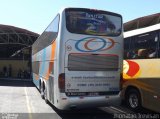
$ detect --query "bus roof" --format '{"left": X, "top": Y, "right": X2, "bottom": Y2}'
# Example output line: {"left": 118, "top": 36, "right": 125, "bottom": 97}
{"left": 124, "top": 13, "right": 160, "bottom": 32}
{"left": 124, "top": 23, "right": 160, "bottom": 38}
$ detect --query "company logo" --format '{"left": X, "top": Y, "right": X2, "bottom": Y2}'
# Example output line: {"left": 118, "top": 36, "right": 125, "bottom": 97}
{"left": 75, "top": 37, "right": 115, "bottom": 52}
{"left": 123, "top": 60, "right": 141, "bottom": 79}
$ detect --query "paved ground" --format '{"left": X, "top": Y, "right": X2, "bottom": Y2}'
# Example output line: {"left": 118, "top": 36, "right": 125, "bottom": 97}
{"left": 0, "top": 79, "right": 116, "bottom": 119}
{"left": 0, "top": 80, "right": 54, "bottom": 113}
{"left": 0, "top": 79, "right": 157, "bottom": 119}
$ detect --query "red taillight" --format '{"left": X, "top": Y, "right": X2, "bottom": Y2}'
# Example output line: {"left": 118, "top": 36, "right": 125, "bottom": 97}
{"left": 58, "top": 73, "right": 65, "bottom": 92}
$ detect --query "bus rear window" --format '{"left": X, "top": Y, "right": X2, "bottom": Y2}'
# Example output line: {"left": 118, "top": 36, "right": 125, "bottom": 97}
{"left": 68, "top": 54, "right": 119, "bottom": 71}
{"left": 65, "top": 8, "right": 122, "bottom": 36}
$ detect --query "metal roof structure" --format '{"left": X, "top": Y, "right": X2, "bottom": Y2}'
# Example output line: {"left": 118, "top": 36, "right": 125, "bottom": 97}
{"left": 124, "top": 13, "right": 160, "bottom": 32}
{"left": 0, "top": 24, "right": 39, "bottom": 46}
{"left": 0, "top": 24, "right": 39, "bottom": 59}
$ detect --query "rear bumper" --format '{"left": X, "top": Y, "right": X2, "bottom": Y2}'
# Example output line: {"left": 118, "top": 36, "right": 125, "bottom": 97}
{"left": 57, "top": 93, "right": 121, "bottom": 110}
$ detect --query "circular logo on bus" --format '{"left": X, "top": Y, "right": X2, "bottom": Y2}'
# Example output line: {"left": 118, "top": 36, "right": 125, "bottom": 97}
{"left": 123, "top": 60, "right": 141, "bottom": 79}
{"left": 75, "top": 37, "right": 115, "bottom": 52}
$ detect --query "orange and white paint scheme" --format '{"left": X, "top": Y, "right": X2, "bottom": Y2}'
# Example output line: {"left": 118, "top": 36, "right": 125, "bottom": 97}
{"left": 32, "top": 7, "right": 123, "bottom": 110}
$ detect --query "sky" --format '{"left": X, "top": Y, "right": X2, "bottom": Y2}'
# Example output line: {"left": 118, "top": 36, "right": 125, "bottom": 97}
{"left": 0, "top": 0, "right": 159, "bottom": 34}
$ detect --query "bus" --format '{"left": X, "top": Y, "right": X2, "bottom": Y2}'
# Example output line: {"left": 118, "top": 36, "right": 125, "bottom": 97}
{"left": 122, "top": 22, "right": 160, "bottom": 112}
{"left": 32, "top": 7, "right": 123, "bottom": 110}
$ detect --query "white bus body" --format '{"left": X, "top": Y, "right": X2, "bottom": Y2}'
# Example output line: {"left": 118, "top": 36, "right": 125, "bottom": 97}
{"left": 32, "top": 8, "right": 123, "bottom": 110}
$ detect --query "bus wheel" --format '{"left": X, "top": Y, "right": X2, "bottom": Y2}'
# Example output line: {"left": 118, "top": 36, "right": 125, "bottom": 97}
{"left": 40, "top": 83, "right": 44, "bottom": 99}
{"left": 44, "top": 87, "right": 49, "bottom": 104}
{"left": 126, "top": 88, "right": 141, "bottom": 111}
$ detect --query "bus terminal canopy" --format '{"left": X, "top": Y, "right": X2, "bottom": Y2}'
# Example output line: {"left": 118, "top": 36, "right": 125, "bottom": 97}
{"left": 0, "top": 24, "right": 39, "bottom": 59}
{"left": 124, "top": 13, "right": 160, "bottom": 32}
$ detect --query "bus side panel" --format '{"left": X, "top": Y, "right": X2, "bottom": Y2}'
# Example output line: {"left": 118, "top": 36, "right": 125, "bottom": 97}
{"left": 32, "top": 53, "right": 41, "bottom": 89}
{"left": 142, "top": 78, "right": 160, "bottom": 113}
{"left": 45, "top": 42, "right": 57, "bottom": 105}
{"left": 32, "top": 73, "right": 40, "bottom": 89}
{"left": 123, "top": 59, "right": 160, "bottom": 113}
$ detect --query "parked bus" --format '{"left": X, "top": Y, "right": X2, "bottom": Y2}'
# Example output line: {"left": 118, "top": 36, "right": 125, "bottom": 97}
{"left": 32, "top": 7, "right": 123, "bottom": 110}
{"left": 122, "top": 23, "right": 160, "bottom": 112}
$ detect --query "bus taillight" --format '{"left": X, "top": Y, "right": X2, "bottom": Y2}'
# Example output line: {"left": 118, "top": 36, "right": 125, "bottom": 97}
{"left": 58, "top": 73, "right": 65, "bottom": 93}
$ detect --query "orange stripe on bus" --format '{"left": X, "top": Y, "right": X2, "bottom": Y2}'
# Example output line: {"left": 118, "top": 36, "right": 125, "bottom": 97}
{"left": 51, "top": 41, "right": 56, "bottom": 60}
{"left": 35, "top": 74, "right": 39, "bottom": 80}
{"left": 45, "top": 41, "right": 56, "bottom": 80}
{"left": 45, "top": 62, "right": 54, "bottom": 80}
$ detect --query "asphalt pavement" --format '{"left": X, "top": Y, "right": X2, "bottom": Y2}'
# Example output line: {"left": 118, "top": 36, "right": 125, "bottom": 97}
{"left": 0, "top": 79, "right": 116, "bottom": 119}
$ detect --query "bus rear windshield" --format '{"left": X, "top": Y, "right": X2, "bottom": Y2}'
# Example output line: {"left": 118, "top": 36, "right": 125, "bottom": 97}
{"left": 68, "top": 54, "right": 119, "bottom": 71}
{"left": 65, "top": 8, "right": 122, "bottom": 36}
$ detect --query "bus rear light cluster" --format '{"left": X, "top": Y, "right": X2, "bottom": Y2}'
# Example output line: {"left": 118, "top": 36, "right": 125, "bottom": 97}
{"left": 58, "top": 73, "right": 65, "bottom": 93}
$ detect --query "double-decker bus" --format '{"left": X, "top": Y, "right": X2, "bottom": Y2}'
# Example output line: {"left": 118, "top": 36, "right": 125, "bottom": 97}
{"left": 122, "top": 21, "right": 160, "bottom": 112}
{"left": 32, "top": 7, "right": 123, "bottom": 110}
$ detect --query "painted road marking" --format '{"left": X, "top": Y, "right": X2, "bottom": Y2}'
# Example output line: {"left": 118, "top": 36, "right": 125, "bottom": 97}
{"left": 110, "top": 106, "right": 127, "bottom": 113}
{"left": 99, "top": 105, "right": 134, "bottom": 115}
{"left": 24, "top": 86, "right": 33, "bottom": 119}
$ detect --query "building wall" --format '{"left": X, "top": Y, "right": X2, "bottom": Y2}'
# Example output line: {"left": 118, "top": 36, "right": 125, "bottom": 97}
{"left": 0, "top": 60, "right": 30, "bottom": 78}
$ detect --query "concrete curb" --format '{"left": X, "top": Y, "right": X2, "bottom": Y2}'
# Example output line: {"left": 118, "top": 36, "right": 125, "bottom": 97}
{"left": 0, "top": 78, "right": 32, "bottom": 82}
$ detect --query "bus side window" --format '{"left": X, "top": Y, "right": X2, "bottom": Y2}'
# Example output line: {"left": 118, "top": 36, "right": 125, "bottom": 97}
{"left": 148, "top": 48, "right": 156, "bottom": 58}
{"left": 137, "top": 49, "right": 148, "bottom": 59}
{"left": 124, "top": 38, "right": 131, "bottom": 59}
{"left": 126, "top": 50, "right": 138, "bottom": 59}
{"left": 147, "top": 34, "right": 159, "bottom": 58}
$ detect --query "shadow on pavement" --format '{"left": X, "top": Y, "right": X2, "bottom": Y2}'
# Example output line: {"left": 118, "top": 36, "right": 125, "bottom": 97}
{"left": 0, "top": 79, "right": 34, "bottom": 87}
{"left": 49, "top": 103, "right": 115, "bottom": 119}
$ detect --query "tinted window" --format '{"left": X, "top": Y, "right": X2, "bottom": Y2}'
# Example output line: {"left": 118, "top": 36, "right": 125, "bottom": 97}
{"left": 124, "top": 31, "right": 159, "bottom": 59}
{"left": 66, "top": 8, "right": 122, "bottom": 36}
{"left": 32, "top": 15, "right": 59, "bottom": 55}
{"left": 124, "top": 38, "right": 131, "bottom": 59}
{"left": 68, "top": 54, "right": 119, "bottom": 71}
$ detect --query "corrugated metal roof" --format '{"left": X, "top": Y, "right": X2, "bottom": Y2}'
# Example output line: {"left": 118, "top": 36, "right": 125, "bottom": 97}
{"left": 124, "top": 13, "right": 160, "bottom": 32}
{"left": 0, "top": 24, "right": 39, "bottom": 36}
{"left": 0, "top": 24, "right": 39, "bottom": 59}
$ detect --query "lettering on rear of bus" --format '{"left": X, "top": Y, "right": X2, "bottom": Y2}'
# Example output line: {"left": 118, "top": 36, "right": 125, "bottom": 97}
{"left": 71, "top": 76, "right": 115, "bottom": 80}
{"left": 109, "top": 87, "right": 119, "bottom": 91}
{"left": 77, "top": 84, "right": 87, "bottom": 86}
{"left": 66, "top": 89, "right": 79, "bottom": 92}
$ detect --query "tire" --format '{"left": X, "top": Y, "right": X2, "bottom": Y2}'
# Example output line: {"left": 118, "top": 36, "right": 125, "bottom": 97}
{"left": 40, "top": 82, "right": 44, "bottom": 99}
{"left": 126, "top": 88, "right": 141, "bottom": 111}
{"left": 44, "top": 86, "right": 49, "bottom": 104}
